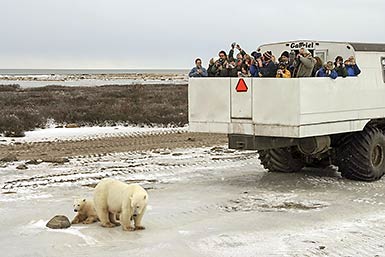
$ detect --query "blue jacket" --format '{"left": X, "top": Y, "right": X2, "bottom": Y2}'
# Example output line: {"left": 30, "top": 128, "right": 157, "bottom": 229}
{"left": 259, "top": 61, "right": 277, "bottom": 77}
{"left": 249, "top": 64, "right": 260, "bottom": 77}
{"left": 345, "top": 64, "right": 361, "bottom": 76}
{"left": 316, "top": 67, "right": 338, "bottom": 79}
{"left": 189, "top": 66, "right": 208, "bottom": 77}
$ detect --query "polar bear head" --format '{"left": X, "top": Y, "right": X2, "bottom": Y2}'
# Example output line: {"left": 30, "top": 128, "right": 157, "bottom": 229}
{"left": 130, "top": 193, "right": 148, "bottom": 217}
{"left": 73, "top": 198, "right": 86, "bottom": 212}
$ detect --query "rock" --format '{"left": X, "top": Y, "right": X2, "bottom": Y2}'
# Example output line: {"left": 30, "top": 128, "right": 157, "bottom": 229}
{"left": 187, "top": 137, "right": 196, "bottom": 142}
{"left": 16, "top": 164, "right": 28, "bottom": 170}
{"left": 172, "top": 153, "right": 183, "bottom": 156}
{"left": 25, "top": 159, "right": 42, "bottom": 165}
{"left": 211, "top": 146, "right": 224, "bottom": 152}
{"left": 319, "top": 246, "right": 326, "bottom": 250}
{"left": 1, "top": 154, "right": 18, "bottom": 162}
{"left": 65, "top": 123, "right": 80, "bottom": 128}
{"left": 42, "top": 157, "right": 69, "bottom": 164}
{"left": 46, "top": 215, "right": 71, "bottom": 229}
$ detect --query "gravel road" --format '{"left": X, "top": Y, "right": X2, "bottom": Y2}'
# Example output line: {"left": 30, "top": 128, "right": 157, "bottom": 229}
{"left": 1, "top": 131, "right": 385, "bottom": 256}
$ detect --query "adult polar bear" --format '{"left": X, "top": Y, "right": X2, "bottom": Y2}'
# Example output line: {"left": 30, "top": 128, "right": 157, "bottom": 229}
{"left": 94, "top": 178, "right": 148, "bottom": 231}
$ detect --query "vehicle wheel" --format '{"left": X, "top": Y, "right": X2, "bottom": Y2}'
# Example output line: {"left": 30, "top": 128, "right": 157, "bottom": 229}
{"left": 258, "top": 147, "right": 305, "bottom": 173}
{"left": 336, "top": 126, "right": 385, "bottom": 181}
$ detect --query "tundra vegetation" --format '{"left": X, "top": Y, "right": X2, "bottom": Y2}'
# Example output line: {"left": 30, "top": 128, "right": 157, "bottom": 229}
{"left": 0, "top": 84, "right": 188, "bottom": 137}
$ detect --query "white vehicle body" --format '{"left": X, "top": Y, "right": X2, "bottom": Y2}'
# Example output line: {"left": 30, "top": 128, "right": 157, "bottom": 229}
{"left": 189, "top": 40, "right": 385, "bottom": 140}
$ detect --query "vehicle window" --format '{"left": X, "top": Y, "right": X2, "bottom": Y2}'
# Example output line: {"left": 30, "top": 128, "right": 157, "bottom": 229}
{"left": 382, "top": 57, "right": 385, "bottom": 83}
{"left": 315, "top": 50, "right": 327, "bottom": 63}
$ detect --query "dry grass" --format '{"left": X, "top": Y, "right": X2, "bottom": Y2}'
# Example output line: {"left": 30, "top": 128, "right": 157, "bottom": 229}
{"left": 0, "top": 84, "right": 188, "bottom": 136}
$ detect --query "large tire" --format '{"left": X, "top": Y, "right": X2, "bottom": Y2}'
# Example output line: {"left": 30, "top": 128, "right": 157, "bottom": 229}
{"left": 258, "top": 147, "right": 305, "bottom": 173}
{"left": 336, "top": 126, "right": 385, "bottom": 181}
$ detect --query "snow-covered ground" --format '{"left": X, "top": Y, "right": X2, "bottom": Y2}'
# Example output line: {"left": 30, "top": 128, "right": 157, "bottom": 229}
{"left": 0, "top": 125, "right": 187, "bottom": 144}
{"left": 2, "top": 139, "right": 385, "bottom": 256}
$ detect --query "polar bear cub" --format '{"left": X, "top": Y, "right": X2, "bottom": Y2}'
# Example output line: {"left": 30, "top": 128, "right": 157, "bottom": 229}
{"left": 93, "top": 178, "right": 148, "bottom": 231}
{"left": 71, "top": 198, "right": 99, "bottom": 224}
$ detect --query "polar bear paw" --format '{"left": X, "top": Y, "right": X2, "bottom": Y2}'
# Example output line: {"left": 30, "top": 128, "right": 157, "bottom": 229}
{"left": 123, "top": 226, "right": 135, "bottom": 231}
{"left": 101, "top": 222, "right": 116, "bottom": 228}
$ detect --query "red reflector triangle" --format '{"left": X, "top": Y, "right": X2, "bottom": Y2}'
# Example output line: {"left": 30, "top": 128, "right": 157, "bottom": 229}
{"left": 236, "top": 78, "right": 248, "bottom": 92}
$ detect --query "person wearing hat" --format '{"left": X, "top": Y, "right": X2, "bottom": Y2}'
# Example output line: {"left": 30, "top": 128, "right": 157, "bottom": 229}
{"left": 276, "top": 62, "right": 291, "bottom": 78}
{"left": 294, "top": 47, "right": 316, "bottom": 77}
{"left": 250, "top": 52, "right": 262, "bottom": 77}
{"left": 278, "top": 51, "right": 290, "bottom": 64}
{"left": 259, "top": 51, "right": 277, "bottom": 77}
{"left": 315, "top": 61, "right": 338, "bottom": 79}
{"left": 334, "top": 56, "right": 348, "bottom": 77}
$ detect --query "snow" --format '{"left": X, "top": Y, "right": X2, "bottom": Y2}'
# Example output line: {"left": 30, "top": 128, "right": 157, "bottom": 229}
{"left": 25, "top": 220, "right": 98, "bottom": 245}
{"left": 0, "top": 125, "right": 187, "bottom": 144}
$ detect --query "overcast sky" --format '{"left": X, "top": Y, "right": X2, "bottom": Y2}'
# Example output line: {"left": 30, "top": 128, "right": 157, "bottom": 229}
{"left": 1, "top": 0, "right": 385, "bottom": 69}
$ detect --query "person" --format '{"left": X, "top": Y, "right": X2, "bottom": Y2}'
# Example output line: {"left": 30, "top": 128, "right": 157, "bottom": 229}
{"left": 250, "top": 52, "right": 262, "bottom": 77}
{"left": 227, "top": 43, "right": 247, "bottom": 77}
{"left": 294, "top": 48, "right": 316, "bottom": 77}
{"left": 334, "top": 56, "right": 348, "bottom": 77}
{"left": 229, "top": 43, "right": 246, "bottom": 64}
{"left": 316, "top": 61, "right": 338, "bottom": 79}
{"left": 211, "top": 50, "right": 229, "bottom": 77}
{"left": 278, "top": 51, "right": 290, "bottom": 66}
{"left": 238, "top": 64, "right": 250, "bottom": 77}
{"left": 227, "top": 60, "right": 238, "bottom": 77}
{"left": 207, "top": 58, "right": 216, "bottom": 77}
{"left": 288, "top": 50, "right": 296, "bottom": 75}
{"left": 276, "top": 62, "right": 291, "bottom": 78}
{"left": 188, "top": 58, "right": 208, "bottom": 77}
{"left": 259, "top": 51, "right": 277, "bottom": 77}
{"left": 312, "top": 56, "right": 323, "bottom": 77}
{"left": 345, "top": 56, "right": 361, "bottom": 76}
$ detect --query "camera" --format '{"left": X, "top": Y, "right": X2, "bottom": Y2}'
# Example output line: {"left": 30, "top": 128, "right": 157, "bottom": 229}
{"left": 217, "top": 58, "right": 225, "bottom": 66}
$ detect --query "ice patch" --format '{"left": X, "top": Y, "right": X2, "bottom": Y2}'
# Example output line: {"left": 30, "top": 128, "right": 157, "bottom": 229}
{"left": 194, "top": 232, "right": 291, "bottom": 257}
{"left": 0, "top": 191, "right": 53, "bottom": 202}
{"left": 178, "top": 230, "right": 192, "bottom": 235}
{"left": 25, "top": 220, "right": 98, "bottom": 246}
{"left": 220, "top": 192, "right": 329, "bottom": 213}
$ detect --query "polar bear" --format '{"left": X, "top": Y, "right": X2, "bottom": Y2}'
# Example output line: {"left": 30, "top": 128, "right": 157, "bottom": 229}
{"left": 71, "top": 198, "right": 99, "bottom": 224}
{"left": 93, "top": 178, "right": 148, "bottom": 231}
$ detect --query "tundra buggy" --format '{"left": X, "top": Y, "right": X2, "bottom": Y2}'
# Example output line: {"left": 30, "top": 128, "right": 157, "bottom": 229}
{"left": 189, "top": 40, "right": 385, "bottom": 181}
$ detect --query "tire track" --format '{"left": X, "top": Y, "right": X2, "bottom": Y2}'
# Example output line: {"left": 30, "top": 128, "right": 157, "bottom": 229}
{"left": 1, "top": 149, "right": 258, "bottom": 190}
{"left": 0, "top": 131, "right": 227, "bottom": 161}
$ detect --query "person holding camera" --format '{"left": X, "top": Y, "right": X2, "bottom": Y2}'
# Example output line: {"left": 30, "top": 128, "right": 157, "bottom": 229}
{"left": 293, "top": 48, "right": 316, "bottom": 78}
{"left": 315, "top": 61, "right": 338, "bottom": 79}
{"left": 344, "top": 56, "right": 361, "bottom": 76}
{"left": 189, "top": 58, "right": 208, "bottom": 77}
{"left": 258, "top": 51, "right": 277, "bottom": 78}
{"left": 229, "top": 43, "right": 246, "bottom": 63}
{"left": 227, "top": 43, "right": 247, "bottom": 77}
{"left": 249, "top": 52, "right": 262, "bottom": 77}
{"left": 276, "top": 62, "right": 291, "bottom": 78}
{"left": 211, "top": 50, "right": 229, "bottom": 77}
{"left": 334, "top": 56, "right": 348, "bottom": 77}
